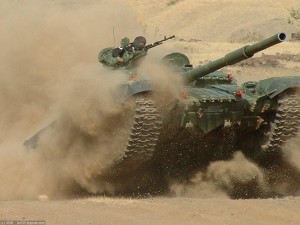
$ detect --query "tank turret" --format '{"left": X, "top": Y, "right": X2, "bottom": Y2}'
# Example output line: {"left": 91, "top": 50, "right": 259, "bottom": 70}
{"left": 183, "top": 33, "right": 286, "bottom": 83}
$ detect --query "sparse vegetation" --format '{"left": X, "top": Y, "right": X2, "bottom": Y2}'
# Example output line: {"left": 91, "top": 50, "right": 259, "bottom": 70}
{"left": 167, "top": 0, "right": 184, "bottom": 6}
{"left": 288, "top": 8, "right": 300, "bottom": 28}
{"left": 288, "top": 8, "right": 300, "bottom": 40}
{"left": 288, "top": 8, "right": 300, "bottom": 36}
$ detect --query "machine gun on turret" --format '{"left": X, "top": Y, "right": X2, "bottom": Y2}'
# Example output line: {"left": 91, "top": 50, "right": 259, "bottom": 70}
{"left": 144, "top": 35, "right": 176, "bottom": 51}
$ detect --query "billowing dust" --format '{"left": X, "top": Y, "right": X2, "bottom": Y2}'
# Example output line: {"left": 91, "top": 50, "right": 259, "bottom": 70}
{"left": 170, "top": 152, "right": 267, "bottom": 199}
{"left": 0, "top": 0, "right": 182, "bottom": 200}
{"left": 284, "top": 130, "right": 300, "bottom": 172}
{"left": 171, "top": 147, "right": 300, "bottom": 199}
{"left": 0, "top": 0, "right": 300, "bottom": 200}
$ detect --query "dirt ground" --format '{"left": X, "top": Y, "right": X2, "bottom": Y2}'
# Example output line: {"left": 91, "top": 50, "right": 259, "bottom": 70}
{"left": 0, "top": 0, "right": 300, "bottom": 224}
{"left": 1, "top": 197, "right": 300, "bottom": 225}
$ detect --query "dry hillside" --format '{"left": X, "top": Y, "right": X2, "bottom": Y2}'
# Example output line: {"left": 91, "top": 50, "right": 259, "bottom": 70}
{"left": 124, "top": 0, "right": 299, "bottom": 41}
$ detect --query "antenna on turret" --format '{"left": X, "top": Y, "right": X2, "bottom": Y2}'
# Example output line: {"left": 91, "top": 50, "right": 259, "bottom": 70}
{"left": 113, "top": 26, "right": 116, "bottom": 47}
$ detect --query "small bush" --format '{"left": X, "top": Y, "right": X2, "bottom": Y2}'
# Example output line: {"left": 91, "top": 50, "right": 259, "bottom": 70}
{"left": 288, "top": 8, "right": 300, "bottom": 32}
{"left": 167, "top": 0, "right": 184, "bottom": 6}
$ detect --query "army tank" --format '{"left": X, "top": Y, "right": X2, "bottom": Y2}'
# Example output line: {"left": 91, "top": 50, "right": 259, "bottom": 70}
{"left": 24, "top": 32, "right": 300, "bottom": 196}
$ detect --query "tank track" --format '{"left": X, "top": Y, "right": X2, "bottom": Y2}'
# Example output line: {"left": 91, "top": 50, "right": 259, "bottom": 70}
{"left": 262, "top": 93, "right": 300, "bottom": 151}
{"left": 109, "top": 96, "right": 162, "bottom": 174}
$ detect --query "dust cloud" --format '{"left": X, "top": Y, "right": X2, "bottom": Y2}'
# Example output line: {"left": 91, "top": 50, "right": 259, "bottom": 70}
{"left": 171, "top": 144, "right": 300, "bottom": 199}
{"left": 137, "top": 56, "right": 184, "bottom": 105}
{"left": 0, "top": 0, "right": 184, "bottom": 200}
{"left": 170, "top": 152, "right": 268, "bottom": 199}
{"left": 280, "top": 93, "right": 300, "bottom": 196}
{"left": 284, "top": 131, "right": 300, "bottom": 172}
{"left": 0, "top": 0, "right": 141, "bottom": 142}
{"left": 0, "top": 0, "right": 147, "bottom": 200}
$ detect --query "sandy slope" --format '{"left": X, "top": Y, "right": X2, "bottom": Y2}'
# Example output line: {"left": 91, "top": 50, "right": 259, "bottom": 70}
{"left": 0, "top": 0, "right": 300, "bottom": 224}
{"left": 124, "top": 0, "right": 300, "bottom": 41}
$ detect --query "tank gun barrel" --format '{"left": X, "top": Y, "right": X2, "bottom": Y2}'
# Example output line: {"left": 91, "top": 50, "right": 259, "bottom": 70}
{"left": 183, "top": 33, "right": 286, "bottom": 83}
